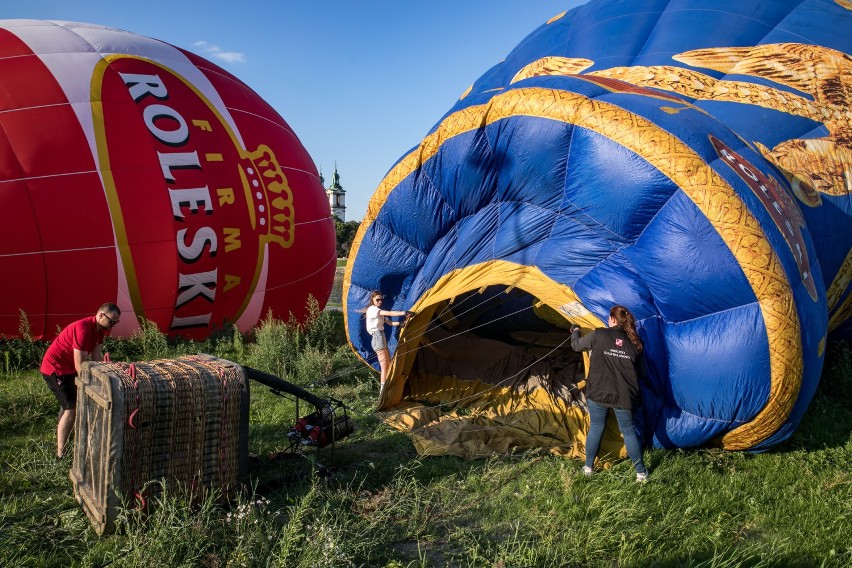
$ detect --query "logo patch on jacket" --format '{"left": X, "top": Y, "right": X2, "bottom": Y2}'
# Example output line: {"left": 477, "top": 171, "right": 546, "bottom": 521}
{"left": 615, "top": 338, "right": 623, "bottom": 346}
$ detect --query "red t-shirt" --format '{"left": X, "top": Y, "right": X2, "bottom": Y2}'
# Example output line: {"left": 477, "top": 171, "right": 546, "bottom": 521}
{"left": 40, "top": 316, "right": 107, "bottom": 376}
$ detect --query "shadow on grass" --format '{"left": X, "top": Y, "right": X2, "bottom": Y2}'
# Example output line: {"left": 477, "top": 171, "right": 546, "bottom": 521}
{"left": 246, "top": 416, "right": 490, "bottom": 498}
{"left": 777, "top": 340, "right": 852, "bottom": 453}
{"left": 652, "top": 548, "right": 842, "bottom": 568}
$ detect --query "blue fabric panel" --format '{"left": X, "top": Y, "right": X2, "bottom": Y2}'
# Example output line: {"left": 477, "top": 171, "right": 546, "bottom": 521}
{"left": 555, "top": 0, "right": 669, "bottom": 71}
{"left": 351, "top": 221, "right": 427, "bottom": 297}
{"left": 652, "top": 406, "right": 733, "bottom": 448}
{"left": 452, "top": 204, "right": 500, "bottom": 267}
{"left": 633, "top": 1, "right": 797, "bottom": 67}
{"left": 573, "top": 252, "right": 653, "bottom": 321}
{"left": 769, "top": 0, "right": 852, "bottom": 50}
{"left": 485, "top": 116, "right": 573, "bottom": 211}
{"left": 494, "top": 202, "right": 556, "bottom": 265}
{"left": 663, "top": 302, "right": 769, "bottom": 423}
{"left": 420, "top": 129, "right": 498, "bottom": 221}
{"left": 562, "top": 128, "right": 672, "bottom": 242}
{"left": 377, "top": 171, "right": 456, "bottom": 254}
{"left": 636, "top": 315, "right": 668, "bottom": 395}
{"left": 627, "top": 191, "right": 755, "bottom": 322}
{"left": 404, "top": 226, "right": 464, "bottom": 306}
{"left": 535, "top": 214, "right": 621, "bottom": 284}
{"left": 503, "top": 14, "right": 572, "bottom": 80}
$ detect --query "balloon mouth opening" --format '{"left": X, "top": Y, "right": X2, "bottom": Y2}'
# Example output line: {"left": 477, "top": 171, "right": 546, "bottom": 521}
{"left": 389, "top": 284, "right": 588, "bottom": 408}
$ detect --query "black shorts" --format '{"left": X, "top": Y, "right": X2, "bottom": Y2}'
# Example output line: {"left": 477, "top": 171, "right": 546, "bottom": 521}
{"left": 42, "top": 372, "right": 78, "bottom": 410}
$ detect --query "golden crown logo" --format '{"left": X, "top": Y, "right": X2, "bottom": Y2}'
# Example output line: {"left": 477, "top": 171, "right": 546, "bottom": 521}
{"left": 239, "top": 144, "right": 295, "bottom": 249}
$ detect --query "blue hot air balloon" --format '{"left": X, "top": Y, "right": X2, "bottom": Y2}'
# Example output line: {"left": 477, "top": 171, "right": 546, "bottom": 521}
{"left": 344, "top": 0, "right": 851, "bottom": 460}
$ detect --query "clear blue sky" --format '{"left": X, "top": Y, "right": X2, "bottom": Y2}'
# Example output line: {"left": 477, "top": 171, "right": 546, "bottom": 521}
{"left": 7, "top": 0, "right": 588, "bottom": 221}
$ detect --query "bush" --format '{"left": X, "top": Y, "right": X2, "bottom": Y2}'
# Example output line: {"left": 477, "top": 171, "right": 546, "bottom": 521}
{"left": 246, "top": 297, "right": 349, "bottom": 382}
{"left": 0, "top": 338, "right": 46, "bottom": 375}
{"left": 2, "top": 300, "right": 352, "bottom": 382}
{"left": 0, "top": 312, "right": 47, "bottom": 374}
{"left": 247, "top": 311, "right": 304, "bottom": 379}
{"left": 103, "top": 318, "right": 169, "bottom": 362}
{"left": 303, "top": 297, "right": 347, "bottom": 352}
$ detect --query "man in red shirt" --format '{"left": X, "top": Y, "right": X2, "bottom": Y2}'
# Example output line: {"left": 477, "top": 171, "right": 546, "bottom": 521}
{"left": 40, "top": 302, "right": 121, "bottom": 460}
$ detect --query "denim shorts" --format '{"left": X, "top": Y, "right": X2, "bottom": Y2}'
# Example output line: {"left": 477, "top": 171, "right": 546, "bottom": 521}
{"left": 370, "top": 330, "right": 388, "bottom": 352}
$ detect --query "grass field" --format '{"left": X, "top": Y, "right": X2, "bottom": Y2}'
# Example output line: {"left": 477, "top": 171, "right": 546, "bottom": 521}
{"left": 1, "top": 310, "right": 850, "bottom": 567}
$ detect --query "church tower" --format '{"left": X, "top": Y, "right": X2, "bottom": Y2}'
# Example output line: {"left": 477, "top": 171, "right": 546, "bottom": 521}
{"left": 325, "top": 164, "right": 346, "bottom": 221}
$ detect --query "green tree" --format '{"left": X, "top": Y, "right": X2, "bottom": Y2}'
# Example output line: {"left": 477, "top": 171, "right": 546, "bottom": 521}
{"left": 334, "top": 217, "right": 361, "bottom": 258}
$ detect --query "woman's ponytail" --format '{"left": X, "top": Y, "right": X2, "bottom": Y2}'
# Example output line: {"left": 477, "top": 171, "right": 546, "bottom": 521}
{"left": 610, "top": 305, "right": 643, "bottom": 352}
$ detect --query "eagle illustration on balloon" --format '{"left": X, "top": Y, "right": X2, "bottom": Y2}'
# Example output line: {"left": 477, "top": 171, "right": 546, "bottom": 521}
{"left": 0, "top": 20, "right": 336, "bottom": 340}
{"left": 344, "top": 0, "right": 852, "bottom": 458}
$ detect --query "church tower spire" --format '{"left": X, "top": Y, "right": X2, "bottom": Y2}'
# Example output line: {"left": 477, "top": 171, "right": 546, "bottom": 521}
{"left": 325, "top": 163, "right": 346, "bottom": 221}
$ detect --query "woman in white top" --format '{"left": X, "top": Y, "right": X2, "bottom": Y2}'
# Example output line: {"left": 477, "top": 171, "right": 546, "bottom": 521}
{"left": 363, "top": 290, "right": 408, "bottom": 391}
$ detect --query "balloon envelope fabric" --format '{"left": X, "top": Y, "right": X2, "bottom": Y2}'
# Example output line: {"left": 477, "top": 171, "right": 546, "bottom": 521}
{"left": 345, "top": 0, "right": 851, "bottom": 458}
{"left": 0, "top": 20, "right": 335, "bottom": 340}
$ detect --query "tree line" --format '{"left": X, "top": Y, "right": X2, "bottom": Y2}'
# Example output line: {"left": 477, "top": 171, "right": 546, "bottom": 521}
{"left": 334, "top": 217, "right": 360, "bottom": 259}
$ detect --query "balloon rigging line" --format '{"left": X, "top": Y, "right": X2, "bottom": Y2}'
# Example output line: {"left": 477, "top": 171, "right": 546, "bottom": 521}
{"left": 410, "top": 347, "right": 582, "bottom": 441}
{"left": 304, "top": 351, "right": 379, "bottom": 387}
{"left": 271, "top": 302, "right": 583, "bottom": 446}
{"left": 419, "top": 288, "right": 506, "bottom": 334}
{"left": 392, "top": 300, "right": 538, "bottom": 363}
{"left": 283, "top": 292, "right": 569, "bottom": 412}
{"left": 293, "top": 216, "right": 335, "bottom": 227}
{"left": 416, "top": 332, "right": 575, "bottom": 414}
{"left": 350, "top": 275, "right": 485, "bottom": 326}
{"left": 0, "top": 244, "right": 115, "bottom": 258}
{"left": 310, "top": 299, "right": 539, "bottom": 388}
{"left": 0, "top": 102, "right": 73, "bottom": 116}
{"left": 346, "top": 284, "right": 487, "bottom": 361}
{"left": 364, "top": 301, "right": 583, "bottom": 431}
{"left": 327, "top": 292, "right": 565, "bottom": 388}
{"left": 263, "top": 252, "right": 338, "bottom": 291}
{"left": 364, "top": 332, "right": 581, "bottom": 439}
{"left": 382, "top": 286, "right": 519, "bottom": 349}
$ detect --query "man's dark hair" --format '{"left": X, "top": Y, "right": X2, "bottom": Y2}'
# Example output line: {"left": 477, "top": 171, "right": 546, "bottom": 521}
{"left": 99, "top": 302, "right": 121, "bottom": 316}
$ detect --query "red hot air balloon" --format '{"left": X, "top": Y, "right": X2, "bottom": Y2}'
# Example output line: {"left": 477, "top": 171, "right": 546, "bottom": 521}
{"left": 0, "top": 20, "right": 335, "bottom": 340}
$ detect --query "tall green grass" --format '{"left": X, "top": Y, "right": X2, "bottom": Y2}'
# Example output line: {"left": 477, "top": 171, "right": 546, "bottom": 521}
{"left": 1, "top": 310, "right": 849, "bottom": 567}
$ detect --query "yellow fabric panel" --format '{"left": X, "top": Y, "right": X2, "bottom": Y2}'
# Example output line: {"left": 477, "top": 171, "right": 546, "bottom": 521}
{"left": 533, "top": 302, "right": 574, "bottom": 330}
{"left": 827, "top": 245, "right": 852, "bottom": 330}
{"left": 380, "top": 371, "right": 626, "bottom": 462}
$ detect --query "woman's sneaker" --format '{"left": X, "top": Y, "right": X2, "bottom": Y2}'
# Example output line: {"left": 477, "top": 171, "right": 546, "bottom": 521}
{"left": 636, "top": 472, "right": 649, "bottom": 483}
{"left": 581, "top": 466, "right": 593, "bottom": 476}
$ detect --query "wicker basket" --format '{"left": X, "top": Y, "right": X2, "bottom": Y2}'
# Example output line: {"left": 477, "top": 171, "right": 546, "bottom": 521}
{"left": 70, "top": 354, "right": 249, "bottom": 535}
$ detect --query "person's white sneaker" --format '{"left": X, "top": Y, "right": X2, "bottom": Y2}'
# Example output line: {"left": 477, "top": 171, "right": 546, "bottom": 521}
{"left": 581, "top": 465, "right": 593, "bottom": 476}
{"left": 636, "top": 472, "right": 649, "bottom": 483}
